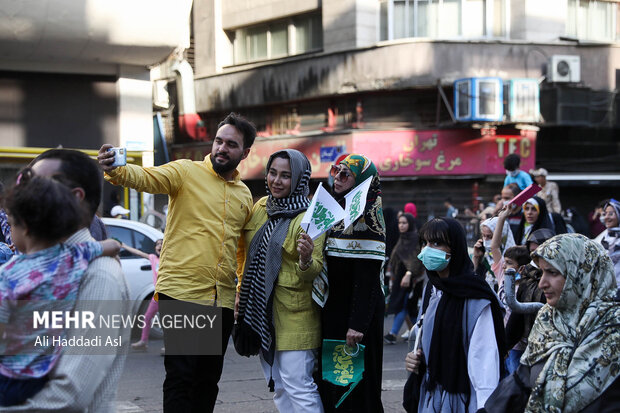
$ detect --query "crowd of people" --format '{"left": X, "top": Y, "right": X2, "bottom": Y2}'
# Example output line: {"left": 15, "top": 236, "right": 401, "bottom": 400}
{"left": 400, "top": 154, "right": 620, "bottom": 413}
{"left": 0, "top": 114, "right": 618, "bottom": 413}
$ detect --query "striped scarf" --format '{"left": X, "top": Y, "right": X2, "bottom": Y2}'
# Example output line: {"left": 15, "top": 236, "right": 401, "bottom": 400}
{"left": 238, "top": 149, "right": 311, "bottom": 365}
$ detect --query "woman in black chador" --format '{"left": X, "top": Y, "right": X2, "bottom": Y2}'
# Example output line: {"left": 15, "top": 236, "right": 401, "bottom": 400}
{"left": 319, "top": 154, "right": 386, "bottom": 413}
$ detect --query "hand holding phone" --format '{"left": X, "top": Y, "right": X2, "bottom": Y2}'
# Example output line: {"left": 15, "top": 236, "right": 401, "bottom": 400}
{"left": 98, "top": 144, "right": 126, "bottom": 171}
{"left": 107, "top": 147, "right": 127, "bottom": 167}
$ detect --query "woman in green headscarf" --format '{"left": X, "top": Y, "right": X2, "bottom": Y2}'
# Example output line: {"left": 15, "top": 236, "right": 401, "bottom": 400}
{"left": 484, "top": 233, "right": 620, "bottom": 413}
{"left": 319, "top": 154, "right": 386, "bottom": 413}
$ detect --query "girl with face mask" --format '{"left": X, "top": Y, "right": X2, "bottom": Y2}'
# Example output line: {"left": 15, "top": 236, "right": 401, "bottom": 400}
{"left": 405, "top": 218, "right": 507, "bottom": 413}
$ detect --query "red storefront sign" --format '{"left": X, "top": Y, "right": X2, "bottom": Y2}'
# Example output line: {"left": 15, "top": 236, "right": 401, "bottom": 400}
{"left": 354, "top": 129, "right": 536, "bottom": 177}
{"left": 173, "top": 128, "right": 536, "bottom": 180}
{"left": 236, "top": 135, "right": 352, "bottom": 180}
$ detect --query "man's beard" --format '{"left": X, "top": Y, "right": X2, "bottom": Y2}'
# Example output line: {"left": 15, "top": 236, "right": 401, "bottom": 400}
{"left": 212, "top": 152, "right": 242, "bottom": 175}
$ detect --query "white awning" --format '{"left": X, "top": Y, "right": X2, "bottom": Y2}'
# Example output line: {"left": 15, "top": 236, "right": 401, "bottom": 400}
{"left": 547, "top": 174, "right": 620, "bottom": 181}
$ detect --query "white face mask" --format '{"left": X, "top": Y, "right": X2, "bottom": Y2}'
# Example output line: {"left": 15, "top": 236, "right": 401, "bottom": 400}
{"left": 483, "top": 240, "right": 492, "bottom": 250}
{"left": 600, "top": 216, "right": 606, "bottom": 225}
{"left": 506, "top": 169, "right": 519, "bottom": 177}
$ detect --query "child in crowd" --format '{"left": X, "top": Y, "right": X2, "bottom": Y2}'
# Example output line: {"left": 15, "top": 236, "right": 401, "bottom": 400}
{"left": 0, "top": 172, "right": 120, "bottom": 406}
{"left": 503, "top": 154, "right": 533, "bottom": 191}
{"left": 120, "top": 238, "right": 163, "bottom": 351}
{"left": 485, "top": 205, "right": 531, "bottom": 374}
{"left": 473, "top": 212, "right": 516, "bottom": 292}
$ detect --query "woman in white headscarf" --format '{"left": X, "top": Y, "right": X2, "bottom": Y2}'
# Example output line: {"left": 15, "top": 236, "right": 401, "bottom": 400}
{"left": 483, "top": 233, "right": 620, "bottom": 412}
{"left": 473, "top": 212, "right": 516, "bottom": 291}
{"left": 595, "top": 198, "right": 620, "bottom": 291}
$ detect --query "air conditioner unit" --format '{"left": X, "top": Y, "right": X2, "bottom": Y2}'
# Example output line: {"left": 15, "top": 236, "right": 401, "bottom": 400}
{"left": 508, "top": 79, "right": 540, "bottom": 122}
{"left": 549, "top": 55, "right": 580, "bottom": 83}
{"left": 454, "top": 77, "right": 503, "bottom": 122}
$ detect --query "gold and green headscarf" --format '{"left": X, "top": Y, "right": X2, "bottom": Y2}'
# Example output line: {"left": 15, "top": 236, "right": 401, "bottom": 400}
{"left": 339, "top": 154, "right": 378, "bottom": 187}
{"left": 522, "top": 233, "right": 620, "bottom": 412}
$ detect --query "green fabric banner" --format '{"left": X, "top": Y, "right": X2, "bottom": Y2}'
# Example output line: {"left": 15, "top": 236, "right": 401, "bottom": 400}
{"left": 321, "top": 339, "right": 365, "bottom": 408}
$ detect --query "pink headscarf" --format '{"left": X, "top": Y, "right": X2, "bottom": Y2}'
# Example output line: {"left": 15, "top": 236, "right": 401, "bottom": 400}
{"left": 404, "top": 202, "right": 417, "bottom": 218}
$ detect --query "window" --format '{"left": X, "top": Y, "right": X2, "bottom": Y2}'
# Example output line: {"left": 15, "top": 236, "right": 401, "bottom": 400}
{"left": 232, "top": 13, "right": 322, "bottom": 64}
{"left": 237, "top": 26, "right": 268, "bottom": 62}
{"left": 478, "top": 79, "right": 501, "bottom": 119}
{"left": 456, "top": 80, "right": 471, "bottom": 119}
{"left": 134, "top": 232, "right": 156, "bottom": 256}
{"left": 379, "top": 0, "right": 507, "bottom": 41}
{"left": 294, "top": 14, "right": 322, "bottom": 54}
{"left": 567, "top": 0, "right": 617, "bottom": 42}
{"left": 270, "top": 22, "right": 288, "bottom": 58}
{"left": 106, "top": 225, "right": 155, "bottom": 258}
{"left": 106, "top": 226, "right": 135, "bottom": 258}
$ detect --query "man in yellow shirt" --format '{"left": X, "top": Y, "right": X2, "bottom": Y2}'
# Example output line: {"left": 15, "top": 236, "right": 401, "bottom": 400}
{"left": 98, "top": 113, "right": 255, "bottom": 412}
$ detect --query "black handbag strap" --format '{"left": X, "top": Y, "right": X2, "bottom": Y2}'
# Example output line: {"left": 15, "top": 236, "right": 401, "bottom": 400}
{"left": 421, "top": 280, "right": 432, "bottom": 317}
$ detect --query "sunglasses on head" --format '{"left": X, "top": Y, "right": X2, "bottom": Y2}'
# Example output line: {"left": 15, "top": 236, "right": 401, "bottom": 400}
{"left": 329, "top": 164, "right": 353, "bottom": 180}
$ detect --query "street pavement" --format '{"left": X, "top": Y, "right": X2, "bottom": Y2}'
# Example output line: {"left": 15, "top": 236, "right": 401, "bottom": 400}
{"left": 115, "top": 315, "right": 409, "bottom": 413}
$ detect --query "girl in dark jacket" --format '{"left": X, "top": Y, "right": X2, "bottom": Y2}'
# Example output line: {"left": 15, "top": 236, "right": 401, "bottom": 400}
{"left": 384, "top": 213, "right": 425, "bottom": 343}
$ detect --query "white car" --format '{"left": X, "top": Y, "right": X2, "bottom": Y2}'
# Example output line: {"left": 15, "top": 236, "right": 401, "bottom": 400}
{"left": 102, "top": 217, "right": 164, "bottom": 338}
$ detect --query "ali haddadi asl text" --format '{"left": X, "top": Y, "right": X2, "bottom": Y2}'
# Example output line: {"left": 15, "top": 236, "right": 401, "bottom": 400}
{"left": 34, "top": 335, "right": 121, "bottom": 347}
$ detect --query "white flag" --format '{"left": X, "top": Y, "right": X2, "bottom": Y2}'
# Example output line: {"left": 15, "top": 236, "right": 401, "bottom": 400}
{"left": 300, "top": 183, "right": 345, "bottom": 240}
{"left": 343, "top": 176, "right": 372, "bottom": 230}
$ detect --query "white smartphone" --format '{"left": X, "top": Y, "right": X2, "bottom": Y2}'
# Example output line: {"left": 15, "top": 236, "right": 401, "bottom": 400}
{"left": 107, "top": 147, "right": 127, "bottom": 167}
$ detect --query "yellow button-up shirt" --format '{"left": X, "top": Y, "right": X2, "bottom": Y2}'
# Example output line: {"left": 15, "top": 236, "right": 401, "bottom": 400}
{"left": 105, "top": 155, "right": 252, "bottom": 309}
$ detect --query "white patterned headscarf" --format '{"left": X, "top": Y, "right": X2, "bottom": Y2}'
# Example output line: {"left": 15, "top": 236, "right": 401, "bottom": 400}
{"left": 522, "top": 233, "right": 620, "bottom": 412}
{"left": 481, "top": 217, "right": 516, "bottom": 264}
